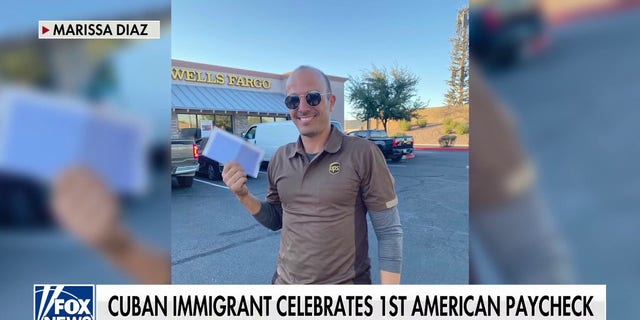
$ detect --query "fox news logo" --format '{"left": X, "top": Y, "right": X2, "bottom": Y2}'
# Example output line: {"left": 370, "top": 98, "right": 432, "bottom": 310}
{"left": 34, "top": 285, "right": 94, "bottom": 320}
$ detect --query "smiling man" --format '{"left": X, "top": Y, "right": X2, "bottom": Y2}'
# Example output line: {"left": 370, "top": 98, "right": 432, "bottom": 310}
{"left": 222, "top": 66, "right": 403, "bottom": 284}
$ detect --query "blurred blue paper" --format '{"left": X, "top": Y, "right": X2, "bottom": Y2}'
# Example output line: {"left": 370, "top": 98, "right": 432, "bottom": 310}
{"left": 0, "top": 87, "right": 148, "bottom": 194}
{"left": 202, "top": 127, "right": 264, "bottom": 178}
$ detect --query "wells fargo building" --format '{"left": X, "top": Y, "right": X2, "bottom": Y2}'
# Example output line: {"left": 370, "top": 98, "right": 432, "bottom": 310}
{"left": 171, "top": 59, "right": 347, "bottom": 138}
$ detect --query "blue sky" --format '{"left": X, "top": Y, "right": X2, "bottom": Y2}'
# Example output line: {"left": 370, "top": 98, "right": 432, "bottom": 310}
{"left": 172, "top": 0, "right": 468, "bottom": 119}
{"left": 0, "top": 0, "right": 466, "bottom": 120}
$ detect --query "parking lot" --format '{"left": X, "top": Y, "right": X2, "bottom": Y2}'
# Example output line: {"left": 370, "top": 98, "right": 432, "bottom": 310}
{"left": 171, "top": 150, "right": 468, "bottom": 284}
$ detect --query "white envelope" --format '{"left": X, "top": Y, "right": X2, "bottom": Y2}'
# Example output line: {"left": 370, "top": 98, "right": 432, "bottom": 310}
{"left": 202, "top": 127, "right": 264, "bottom": 178}
{"left": 0, "top": 87, "right": 149, "bottom": 194}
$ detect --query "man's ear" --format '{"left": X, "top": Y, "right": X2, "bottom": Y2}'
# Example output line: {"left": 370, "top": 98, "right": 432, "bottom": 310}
{"left": 329, "top": 94, "right": 336, "bottom": 112}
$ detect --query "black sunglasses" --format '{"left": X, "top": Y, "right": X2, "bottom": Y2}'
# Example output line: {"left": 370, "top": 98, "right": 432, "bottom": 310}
{"left": 284, "top": 91, "right": 331, "bottom": 110}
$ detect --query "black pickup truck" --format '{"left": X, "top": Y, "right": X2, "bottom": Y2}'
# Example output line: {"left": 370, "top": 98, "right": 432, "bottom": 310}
{"left": 347, "top": 130, "right": 414, "bottom": 162}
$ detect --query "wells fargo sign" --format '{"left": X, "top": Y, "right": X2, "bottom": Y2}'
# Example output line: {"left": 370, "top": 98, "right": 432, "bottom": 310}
{"left": 171, "top": 68, "right": 272, "bottom": 89}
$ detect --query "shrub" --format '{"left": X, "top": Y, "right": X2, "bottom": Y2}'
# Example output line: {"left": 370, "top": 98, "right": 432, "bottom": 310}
{"left": 398, "top": 120, "right": 412, "bottom": 131}
{"left": 454, "top": 122, "right": 469, "bottom": 135}
{"left": 443, "top": 118, "right": 454, "bottom": 126}
{"left": 392, "top": 132, "right": 406, "bottom": 137}
{"left": 443, "top": 118, "right": 455, "bottom": 134}
{"left": 438, "top": 135, "right": 457, "bottom": 147}
{"left": 416, "top": 119, "right": 427, "bottom": 128}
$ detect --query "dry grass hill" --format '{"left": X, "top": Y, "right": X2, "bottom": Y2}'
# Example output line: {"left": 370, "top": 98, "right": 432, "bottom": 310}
{"left": 345, "top": 105, "right": 469, "bottom": 146}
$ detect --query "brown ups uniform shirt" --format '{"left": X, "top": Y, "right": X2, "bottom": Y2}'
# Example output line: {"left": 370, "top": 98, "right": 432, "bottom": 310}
{"left": 266, "top": 126, "right": 398, "bottom": 284}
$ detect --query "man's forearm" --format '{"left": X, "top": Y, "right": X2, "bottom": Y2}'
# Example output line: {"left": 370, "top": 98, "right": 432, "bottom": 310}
{"left": 232, "top": 183, "right": 283, "bottom": 231}
{"left": 100, "top": 227, "right": 170, "bottom": 284}
{"left": 235, "top": 192, "right": 262, "bottom": 215}
{"left": 381, "top": 270, "right": 401, "bottom": 284}
{"left": 369, "top": 206, "right": 403, "bottom": 283}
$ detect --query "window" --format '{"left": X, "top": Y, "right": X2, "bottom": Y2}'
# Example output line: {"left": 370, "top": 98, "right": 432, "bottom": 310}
{"left": 370, "top": 130, "right": 387, "bottom": 138}
{"left": 197, "top": 114, "right": 214, "bottom": 129}
{"left": 245, "top": 126, "right": 257, "bottom": 140}
{"left": 177, "top": 113, "right": 233, "bottom": 131}
{"left": 247, "top": 116, "right": 287, "bottom": 125}
{"left": 248, "top": 116, "right": 261, "bottom": 126}
{"left": 177, "top": 114, "right": 196, "bottom": 131}
{"left": 215, "top": 115, "right": 233, "bottom": 133}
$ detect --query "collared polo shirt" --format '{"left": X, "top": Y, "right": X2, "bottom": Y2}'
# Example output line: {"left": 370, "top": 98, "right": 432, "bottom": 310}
{"left": 266, "top": 126, "right": 398, "bottom": 284}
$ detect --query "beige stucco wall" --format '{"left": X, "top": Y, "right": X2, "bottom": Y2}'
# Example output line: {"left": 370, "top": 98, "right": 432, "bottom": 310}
{"left": 171, "top": 59, "right": 346, "bottom": 126}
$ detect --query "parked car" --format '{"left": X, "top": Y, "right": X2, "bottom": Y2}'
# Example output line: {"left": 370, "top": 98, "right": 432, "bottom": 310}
{"left": 195, "top": 137, "right": 224, "bottom": 180}
{"left": 347, "top": 130, "right": 414, "bottom": 162}
{"left": 171, "top": 139, "right": 199, "bottom": 187}
{"left": 470, "top": 0, "right": 549, "bottom": 67}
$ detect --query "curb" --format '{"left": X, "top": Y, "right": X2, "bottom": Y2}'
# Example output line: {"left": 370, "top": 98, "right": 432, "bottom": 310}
{"left": 414, "top": 146, "right": 469, "bottom": 151}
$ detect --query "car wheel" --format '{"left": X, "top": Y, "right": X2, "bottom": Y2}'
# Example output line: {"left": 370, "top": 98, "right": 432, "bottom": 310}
{"left": 177, "top": 176, "right": 193, "bottom": 187}
{"left": 207, "top": 162, "right": 222, "bottom": 180}
{"left": 391, "top": 155, "right": 402, "bottom": 162}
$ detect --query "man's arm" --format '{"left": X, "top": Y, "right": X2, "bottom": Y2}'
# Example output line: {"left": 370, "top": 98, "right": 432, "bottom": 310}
{"left": 98, "top": 227, "right": 171, "bottom": 284}
{"left": 369, "top": 206, "right": 403, "bottom": 284}
{"left": 222, "top": 162, "right": 261, "bottom": 213}
{"left": 381, "top": 270, "right": 401, "bottom": 284}
{"left": 222, "top": 162, "right": 282, "bottom": 230}
{"left": 52, "top": 167, "right": 170, "bottom": 284}
{"left": 253, "top": 201, "right": 283, "bottom": 231}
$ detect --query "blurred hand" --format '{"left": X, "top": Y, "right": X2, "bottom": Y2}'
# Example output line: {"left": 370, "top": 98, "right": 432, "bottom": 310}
{"left": 222, "top": 162, "right": 249, "bottom": 197}
{"left": 51, "top": 166, "right": 170, "bottom": 284}
{"left": 51, "top": 167, "right": 122, "bottom": 250}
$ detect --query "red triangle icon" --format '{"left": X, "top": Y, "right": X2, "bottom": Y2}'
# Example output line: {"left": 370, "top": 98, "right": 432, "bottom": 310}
{"left": 42, "top": 26, "right": 49, "bottom": 34}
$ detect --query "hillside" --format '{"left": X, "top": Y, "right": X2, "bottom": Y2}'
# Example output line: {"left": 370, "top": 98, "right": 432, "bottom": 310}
{"left": 403, "top": 123, "right": 469, "bottom": 146}
{"left": 345, "top": 105, "right": 469, "bottom": 146}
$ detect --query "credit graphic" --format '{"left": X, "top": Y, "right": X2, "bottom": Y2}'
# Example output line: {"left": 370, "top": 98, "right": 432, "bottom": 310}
{"left": 38, "top": 21, "right": 160, "bottom": 39}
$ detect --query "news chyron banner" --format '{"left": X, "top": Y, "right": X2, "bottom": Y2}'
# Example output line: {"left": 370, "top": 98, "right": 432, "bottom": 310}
{"left": 38, "top": 21, "right": 160, "bottom": 39}
{"left": 34, "top": 284, "right": 605, "bottom": 319}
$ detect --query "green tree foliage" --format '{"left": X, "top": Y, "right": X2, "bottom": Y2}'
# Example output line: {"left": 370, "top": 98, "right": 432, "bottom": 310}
{"left": 444, "top": 6, "right": 469, "bottom": 107}
{"left": 347, "top": 66, "right": 423, "bottom": 132}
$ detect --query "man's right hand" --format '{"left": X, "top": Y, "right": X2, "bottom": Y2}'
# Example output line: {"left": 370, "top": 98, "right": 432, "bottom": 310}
{"left": 222, "top": 162, "right": 249, "bottom": 197}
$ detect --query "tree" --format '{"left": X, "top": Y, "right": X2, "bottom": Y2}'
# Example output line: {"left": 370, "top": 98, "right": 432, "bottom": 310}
{"left": 444, "top": 6, "right": 469, "bottom": 107}
{"left": 347, "top": 66, "right": 423, "bottom": 133}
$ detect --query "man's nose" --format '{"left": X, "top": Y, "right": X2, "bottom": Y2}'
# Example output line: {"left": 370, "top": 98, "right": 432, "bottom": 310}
{"left": 297, "top": 96, "right": 314, "bottom": 111}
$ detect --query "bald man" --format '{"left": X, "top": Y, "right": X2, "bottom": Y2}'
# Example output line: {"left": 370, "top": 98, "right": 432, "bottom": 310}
{"left": 222, "top": 66, "right": 403, "bottom": 284}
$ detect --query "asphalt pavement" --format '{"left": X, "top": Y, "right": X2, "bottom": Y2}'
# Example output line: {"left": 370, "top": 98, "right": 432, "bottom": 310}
{"left": 171, "top": 150, "right": 469, "bottom": 284}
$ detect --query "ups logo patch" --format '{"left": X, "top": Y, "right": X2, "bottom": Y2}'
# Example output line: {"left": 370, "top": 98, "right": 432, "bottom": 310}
{"left": 329, "top": 161, "right": 341, "bottom": 175}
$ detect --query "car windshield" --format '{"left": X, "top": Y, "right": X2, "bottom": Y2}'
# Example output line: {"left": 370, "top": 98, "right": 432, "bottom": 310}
{"left": 369, "top": 130, "right": 388, "bottom": 138}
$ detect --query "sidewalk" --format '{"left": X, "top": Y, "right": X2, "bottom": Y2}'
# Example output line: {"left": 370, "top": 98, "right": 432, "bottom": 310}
{"left": 414, "top": 144, "right": 469, "bottom": 151}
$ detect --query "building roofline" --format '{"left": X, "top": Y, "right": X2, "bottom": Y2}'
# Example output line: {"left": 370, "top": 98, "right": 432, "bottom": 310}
{"left": 172, "top": 59, "right": 348, "bottom": 83}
